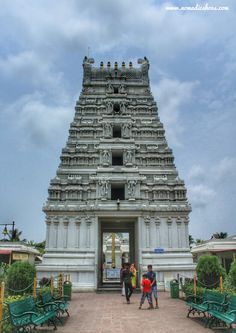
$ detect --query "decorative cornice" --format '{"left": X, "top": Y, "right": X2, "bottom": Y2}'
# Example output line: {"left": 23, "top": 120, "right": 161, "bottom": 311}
{"left": 82, "top": 57, "right": 150, "bottom": 84}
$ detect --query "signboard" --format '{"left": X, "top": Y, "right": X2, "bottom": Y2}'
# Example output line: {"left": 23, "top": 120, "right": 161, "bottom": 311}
{"left": 154, "top": 248, "right": 165, "bottom": 254}
{"left": 12, "top": 252, "right": 29, "bottom": 261}
{"left": 106, "top": 268, "right": 120, "bottom": 279}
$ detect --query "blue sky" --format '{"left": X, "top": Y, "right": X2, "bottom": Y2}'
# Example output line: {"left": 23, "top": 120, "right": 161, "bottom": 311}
{"left": 0, "top": 0, "right": 235, "bottom": 242}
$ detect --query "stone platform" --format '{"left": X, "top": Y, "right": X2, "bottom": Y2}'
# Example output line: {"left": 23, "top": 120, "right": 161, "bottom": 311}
{"left": 40, "top": 292, "right": 231, "bottom": 333}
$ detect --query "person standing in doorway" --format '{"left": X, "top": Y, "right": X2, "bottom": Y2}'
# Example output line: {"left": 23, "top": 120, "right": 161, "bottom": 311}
{"left": 121, "top": 263, "right": 133, "bottom": 304}
{"left": 147, "top": 264, "right": 159, "bottom": 308}
{"left": 130, "top": 263, "right": 137, "bottom": 289}
{"left": 120, "top": 263, "right": 125, "bottom": 296}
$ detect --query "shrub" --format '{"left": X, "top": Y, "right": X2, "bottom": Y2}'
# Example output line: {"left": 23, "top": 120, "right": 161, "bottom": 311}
{"left": 196, "top": 255, "right": 226, "bottom": 289}
{"left": 0, "top": 262, "right": 9, "bottom": 283}
{"left": 6, "top": 261, "right": 36, "bottom": 295}
{"left": 225, "top": 260, "right": 236, "bottom": 292}
{"left": 181, "top": 280, "right": 206, "bottom": 297}
{"left": 228, "top": 260, "right": 236, "bottom": 286}
{"left": 2, "top": 295, "right": 26, "bottom": 333}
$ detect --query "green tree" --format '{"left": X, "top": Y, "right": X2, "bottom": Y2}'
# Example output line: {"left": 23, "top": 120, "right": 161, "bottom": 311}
{"left": 195, "top": 239, "right": 204, "bottom": 245}
{"left": 0, "top": 263, "right": 9, "bottom": 283}
{"left": 212, "top": 232, "right": 228, "bottom": 239}
{"left": 27, "top": 240, "right": 46, "bottom": 255}
{"left": 7, "top": 228, "right": 24, "bottom": 242}
{"left": 26, "top": 240, "right": 35, "bottom": 246}
{"left": 189, "top": 234, "right": 195, "bottom": 248}
{"left": 227, "top": 259, "right": 236, "bottom": 291}
{"left": 35, "top": 240, "right": 46, "bottom": 255}
{"left": 196, "top": 255, "right": 226, "bottom": 289}
{"left": 36, "top": 241, "right": 46, "bottom": 255}
{"left": 6, "top": 261, "right": 36, "bottom": 295}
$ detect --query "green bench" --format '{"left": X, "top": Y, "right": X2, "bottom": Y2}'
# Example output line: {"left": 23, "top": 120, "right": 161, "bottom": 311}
{"left": 41, "top": 291, "right": 70, "bottom": 318}
{"left": 208, "top": 295, "right": 236, "bottom": 331}
{"left": 186, "top": 290, "right": 226, "bottom": 326}
{"left": 8, "top": 295, "right": 58, "bottom": 332}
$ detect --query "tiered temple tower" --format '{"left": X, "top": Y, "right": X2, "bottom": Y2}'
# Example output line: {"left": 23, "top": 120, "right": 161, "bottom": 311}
{"left": 37, "top": 57, "right": 195, "bottom": 290}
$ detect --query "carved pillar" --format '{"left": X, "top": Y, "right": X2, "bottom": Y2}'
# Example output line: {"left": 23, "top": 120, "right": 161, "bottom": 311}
{"left": 87, "top": 188, "right": 91, "bottom": 200}
{"left": 176, "top": 216, "right": 182, "bottom": 248}
{"left": 45, "top": 217, "right": 51, "bottom": 248}
{"left": 155, "top": 217, "right": 161, "bottom": 247}
{"left": 86, "top": 216, "right": 92, "bottom": 248}
{"left": 153, "top": 190, "right": 157, "bottom": 200}
{"left": 167, "top": 217, "right": 172, "bottom": 248}
{"left": 75, "top": 217, "right": 81, "bottom": 248}
{"left": 53, "top": 217, "right": 59, "bottom": 248}
{"left": 63, "top": 218, "right": 69, "bottom": 248}
{"left": 184, "top": 217, "right": 190, "bottom": 247}
{"left": 144, "top": 216, "right": 151, "bottom": 248}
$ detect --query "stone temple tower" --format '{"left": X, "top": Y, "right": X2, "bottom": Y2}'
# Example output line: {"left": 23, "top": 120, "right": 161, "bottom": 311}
{"left": 37, "top": 57, "right": 195, "bottom": 290}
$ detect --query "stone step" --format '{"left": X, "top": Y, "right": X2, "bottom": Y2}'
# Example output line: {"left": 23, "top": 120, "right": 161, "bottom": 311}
{"left": 97, "top": 288, "right": 122, "bottom": 293}
{"left": 97, "top": 286, "right": 141, "bottom": 293}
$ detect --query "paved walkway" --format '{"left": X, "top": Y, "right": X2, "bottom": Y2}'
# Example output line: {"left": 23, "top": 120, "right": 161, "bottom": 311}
{"left": 42, "top": 292, "right": 230, "bottom": 333}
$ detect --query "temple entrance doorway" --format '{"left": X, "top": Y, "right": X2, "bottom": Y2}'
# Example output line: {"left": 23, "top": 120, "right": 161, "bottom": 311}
{"left": 98, "top": 218, "right": 138, "bottom": 289}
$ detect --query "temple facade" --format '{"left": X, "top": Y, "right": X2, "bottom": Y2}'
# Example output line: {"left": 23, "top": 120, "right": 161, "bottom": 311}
{"left": 37, "top": 57, "right": 195, "bottom": 290}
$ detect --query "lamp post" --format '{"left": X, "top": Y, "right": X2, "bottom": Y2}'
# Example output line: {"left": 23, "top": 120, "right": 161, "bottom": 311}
{"left": 0, "top": 221, "right": 15, "bottom": 240}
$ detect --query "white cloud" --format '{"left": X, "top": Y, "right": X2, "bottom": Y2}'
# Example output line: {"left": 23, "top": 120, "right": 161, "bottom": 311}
{"left": 6, "top": 93, "right": 73, "bottom": 148}
{"left": 188, "top": 184, "right": 216, "bottom": 208}
{"left": 187, "top": 155, "right": 236, "bottom": 236}
{"left": 0, "top": 51, "right": 67, "bottom": 99}
{"left": 152, "top": 78, "right": 198, "bottom": 146}
{"left": 0, "top": 0, "right": 231, "bottom": 59}
{"left": 212, "top": 157, "right": 236, "bottom": 182}
{"left": 188, "top": 165, "right": 205, "bottom": 181}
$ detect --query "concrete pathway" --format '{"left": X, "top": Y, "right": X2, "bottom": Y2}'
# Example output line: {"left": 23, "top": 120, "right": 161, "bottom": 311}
{"left": 42, "top": 292, "right": 232, "bottom": 333}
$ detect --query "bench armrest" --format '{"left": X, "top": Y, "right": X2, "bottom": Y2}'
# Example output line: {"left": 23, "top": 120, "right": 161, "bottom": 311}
{"left": 37, "top": 302, "right": 58, "bottom": 312}
{"left": 204, "top": 301, "right": 222, "bottom": 305}
{"left": 11, "top": 311, "right": 40, "bottom": 323}
{"left": 205, "top": 301, "right": 227, "bottom": 311}
{"left": 54, "top": 300, "right": 66, "bottom": 304}
{"left": 11, "top": 311, "right": 38, "bottom": 318}
{"left": 228, "top": 310, "right": 236, "bottom": 315}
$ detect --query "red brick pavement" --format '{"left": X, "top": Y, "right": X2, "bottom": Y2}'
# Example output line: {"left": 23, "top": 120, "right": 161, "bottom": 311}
{"left": 40, "top": 292, "right": 230, "bottom": 333}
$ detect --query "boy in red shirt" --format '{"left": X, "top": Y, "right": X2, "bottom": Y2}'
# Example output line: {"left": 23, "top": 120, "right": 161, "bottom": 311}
{"left": 139, "top": 273, "right": 153, "bottom": 309}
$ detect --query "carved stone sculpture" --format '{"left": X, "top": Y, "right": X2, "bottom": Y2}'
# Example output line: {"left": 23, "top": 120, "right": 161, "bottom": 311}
{"left": 106, "top": 101, "right": 113, "bottom": 114}
{"left": 101, "top": 149, "right": 110, "bottom": 166}
{"left": 107, "top": 83, "right": 113, "bottom": 93}
{"left": 128, "top": 180, "right": 137, "bottom": 197}
{"left": 122, "top": 123, "right": 131, "bottom": 137}
{"left": 120, "top": 102, "right": 126, "bottom": 113}
{"left": 119, "top": 84, "right": 126, "bottom": 93}
{"left": 104, "top": 123, "right": 112, "bottom": 137}
{"left": 99, "top": 179, "right": 109, "bottom": 198}
{"left": 124, "top": 149, "right": 133, "bottom": 165}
